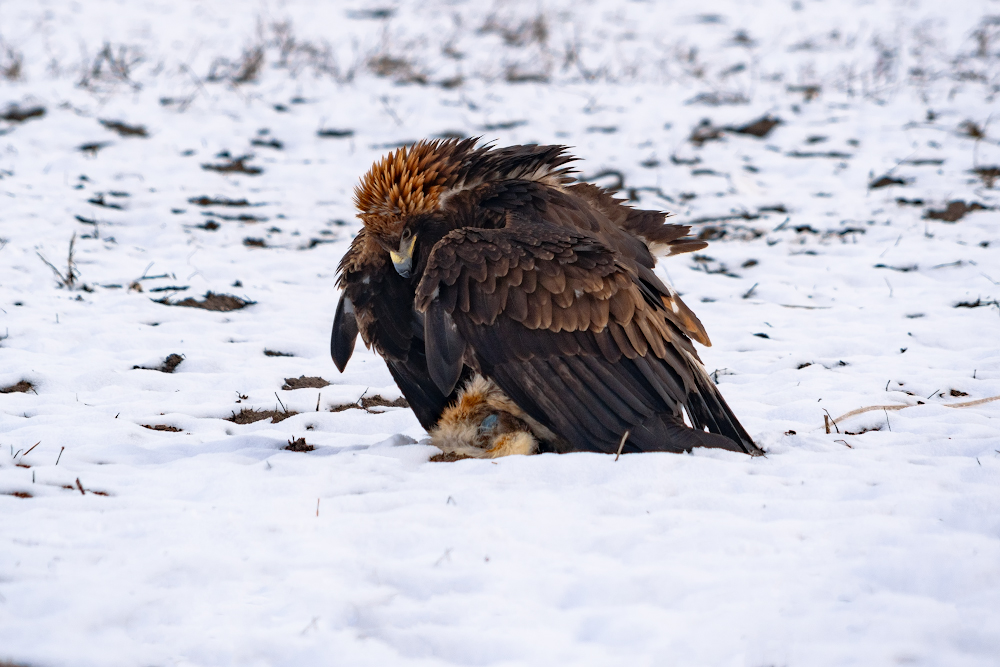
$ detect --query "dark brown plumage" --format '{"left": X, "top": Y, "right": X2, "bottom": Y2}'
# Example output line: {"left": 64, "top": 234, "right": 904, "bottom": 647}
{"left": 332, "top": 138, "right": 761, "bottom": 456}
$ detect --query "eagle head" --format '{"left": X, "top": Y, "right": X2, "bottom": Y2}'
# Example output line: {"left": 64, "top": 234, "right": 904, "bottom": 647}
{"left": 353, "top": 137, "right": 576, "bottom": 277}
{"left": 353, "top": 138, "right": 480, "bottom": 277}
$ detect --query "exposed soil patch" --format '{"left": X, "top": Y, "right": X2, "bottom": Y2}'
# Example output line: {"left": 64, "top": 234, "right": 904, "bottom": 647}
{"left": 924, "top": 201, "right": 987, "bottom": 222}
{"left": 869, "top": 175, "right": 907, "bottom": 189}
{"left": 1, "top": 380, "right": 35, "bottom": 394}
{"left": 786, "top": 150, "right": 853, "bottom": 159}
{"left": 264, "top": 349, "right": 294, "bottom": 357}
{"left": 504, "top": 67, "right": 548, "bottom": 84}
{"left": 369, "top": 54, "right": 428, "bottom": 84}
{"left": 78, "top": 141, "right": 112, "bottom": 155}
{"left": 157, "top": 292, "right": 254, "bottom": 311}
{"left": 99, "top": 119, "right": 148, "bottom": 137}
{"left": 243, "top": 237, "right": 267, "bottom": 247}
{"left": 787, "top": 84, "right": 821, "bottom": 101}
{"left": 3, "top": 491, "right": 32, "bottom": 498}
{"left": 346, "top": 8, "right": 395, "bottom": 19}
{"left": 955, "top": 298, "right": 999, "bottom": 309}
{"left": 303, "top": 238, "right": 335, "bottom": 249}
{"left": 845, "top": 425, "right": 882, "bottom": 435}
{"left": 430, "top": 451, "right": 473, "bottom": 462}
{"left": 251, "top": 137, "right": 283, "bottom": 150}
{"left": 482, "top": 120, "right": 527, "bottom": 131}
{"left": 227, "top": 407, "right": 298, "bottom": 424}
{"left": 133, "top": 353, "right": 184, "bottom": 373}
{"left": 284, "top": 437, "right": 314, "bottom": 452}
{"left": 201, "top": 156, "right": 263, "bottom": 175}
{"left": 317, "top": 128, "right": 355, "bottom": 138}
{"left": 330, "top": 395, "right": 409, "bottom": 413}
{"left": 950, "top": 389, "right": 969, "bottom": 397}
{"left": 689, "top": 119, "right": 724, "bottom": 146}
{"left": 973, "top": 167, "right": 999, "bottom": 188}
{"left": 206, "top": 211, "right": 268, "bottom": 222}
{"left": 896, "top": 197, "right": 925, "bottom": 206}
{"left": 188, "top": 196, "right": 255, "bottom": 207}
{"left": 142, "top": 424, "right": 182, "bottom": 432}
{"left": 693, "top": 223, "right": 765, "bottom": 242}
{"left": 282, "top": 376, "right": 329, "bottom": 390}
{"left": 727, "top": 115, "right": 781, "bottom": 138}
{"left": 88, "top": 193, "right": 124, "bottom": 209}
{"left": 685, "top": 91, "right": 748, "bottom": 106}
{"left": 1, "top": 105, "right": 45, "bottom": 122}
{"left": 960, "top": 120, "right": 985, "bottom": 140}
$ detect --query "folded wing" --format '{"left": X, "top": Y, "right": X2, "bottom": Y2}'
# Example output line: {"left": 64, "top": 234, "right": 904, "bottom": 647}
{"left": 415, "top": 215, "right": 759, "bottom": 455}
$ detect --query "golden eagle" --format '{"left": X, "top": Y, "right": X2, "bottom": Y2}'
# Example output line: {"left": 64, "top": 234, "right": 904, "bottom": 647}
{"left": 332, "top": 139, "right": 760, "bottom": 456}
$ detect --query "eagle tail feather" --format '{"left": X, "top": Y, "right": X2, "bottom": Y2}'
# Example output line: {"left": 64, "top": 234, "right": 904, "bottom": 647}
{"left": 685, "top": 370, "right": 763, "bottom": 456}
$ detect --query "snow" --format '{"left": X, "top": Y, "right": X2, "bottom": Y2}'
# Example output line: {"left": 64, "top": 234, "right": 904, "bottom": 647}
{"left": 1, "top": 0, "right": 999, "bottom": 664}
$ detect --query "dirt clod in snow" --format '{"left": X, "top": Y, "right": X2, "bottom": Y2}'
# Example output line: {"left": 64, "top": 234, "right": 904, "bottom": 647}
{"left": 227, "top": 408, "right": 297, "bottom": 424}
{"left": 99, "top": 119, "right": 148, "bottom": 137}
{"left": 924, "top": 201, "right": 987, "bottom": 222}
{"left": 133, "top": 353, "right": 184, "bottom": 373}
{"left": 157, "top": 292, "right": 254, "bottom": 311}
{"left": 1, "top": 380, "right": 35, "bottom": 394}
{"left": 284, "top": 437, "right": 313, "bottom": 452}
{"left": 282, "top": 376, "right": 329, "bottom": 390}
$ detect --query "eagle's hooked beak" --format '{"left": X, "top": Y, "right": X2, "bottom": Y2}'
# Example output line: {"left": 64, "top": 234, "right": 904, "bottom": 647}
{"left": 389, "top": 234, "right": 416, "bottom": 278}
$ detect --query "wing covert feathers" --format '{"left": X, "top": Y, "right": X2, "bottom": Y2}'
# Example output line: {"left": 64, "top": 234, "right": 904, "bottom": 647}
{"left": 415, "top": 216, "right": 759, "bottom": 455}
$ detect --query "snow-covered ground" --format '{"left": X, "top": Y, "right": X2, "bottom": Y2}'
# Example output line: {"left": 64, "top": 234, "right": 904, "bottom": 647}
{"left": 1, "top": 1, "right": 999, "bottom": 665}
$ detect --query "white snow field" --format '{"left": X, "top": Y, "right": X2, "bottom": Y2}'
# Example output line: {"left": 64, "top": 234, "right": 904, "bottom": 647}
{"left": 1, "top": 0, "right": 999, "bottom": 665}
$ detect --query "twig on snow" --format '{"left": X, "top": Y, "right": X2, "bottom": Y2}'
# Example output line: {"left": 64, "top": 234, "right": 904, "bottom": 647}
{"left": 827, "top": 394, "right": 1000, "bottom": 429}
{"left": 614, "top": 430, "right": 630, "bottom": 461}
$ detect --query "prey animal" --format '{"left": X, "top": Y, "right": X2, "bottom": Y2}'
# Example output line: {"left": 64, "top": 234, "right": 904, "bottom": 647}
{"left": 332, "top": 138, "right": 761, "bottom": 457}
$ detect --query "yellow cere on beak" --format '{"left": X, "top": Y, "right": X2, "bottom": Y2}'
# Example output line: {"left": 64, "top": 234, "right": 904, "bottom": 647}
{"left": 390, "top": 234, "right": 417, "bottom": 278}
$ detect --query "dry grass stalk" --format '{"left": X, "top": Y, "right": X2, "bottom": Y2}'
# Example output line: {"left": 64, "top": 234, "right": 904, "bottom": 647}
{"left": 37, "top": 233, "right": 79, "bottom": 289}
{"left": 79, "top": 43, "right": 144, "bottom": 91}
{"left": 0, "top": 43, "right": 23, "bottom": 81}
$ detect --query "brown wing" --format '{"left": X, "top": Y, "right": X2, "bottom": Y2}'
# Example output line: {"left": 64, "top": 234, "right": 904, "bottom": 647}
{"left": 414, "top": 217, "right": 759, "bottom": 455}
{"left": 475, "top": 179, "right": 713, "bottom": 346}
{"left": 332, "top": 229, "right": 470, "bottom": 430}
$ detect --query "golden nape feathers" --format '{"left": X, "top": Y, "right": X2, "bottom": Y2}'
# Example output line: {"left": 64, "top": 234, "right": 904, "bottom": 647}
{"left": 353, "top": 139, "right": 470, "bottom": 220}
{"left": 351, "top": 138, "right": 577, "bottom": 237}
